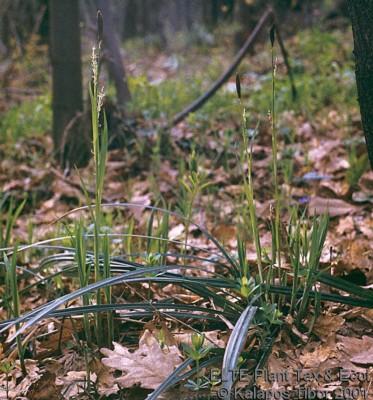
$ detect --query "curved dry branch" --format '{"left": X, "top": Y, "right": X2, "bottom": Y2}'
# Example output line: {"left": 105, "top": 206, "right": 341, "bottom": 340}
{"left": 171, "top": 8, "right": 273, "bottom": 126}
{"left": 171, "top": 7, "right": 296, "bottom": 126}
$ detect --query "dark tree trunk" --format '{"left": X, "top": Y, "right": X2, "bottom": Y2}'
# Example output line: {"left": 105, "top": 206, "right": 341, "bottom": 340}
{"left": 234, "top": 0, "right": 253, "bottom": 48}
{"left": 233, "top": 0, "right": 268, "bottom": 49}
{"left": 95, "top": 0, "right": 131, "bottom": 106}
{"left": 120, "top": 0, "right": 138, "bottom": 39}
{"left": 347, "top": 0, "right": 373, "bottom": 168}
{"left": 50, "top": 0, "right": 89, "bottom": 167}
{"left": 119, "top": 0, "right": 208, "bottom": 45}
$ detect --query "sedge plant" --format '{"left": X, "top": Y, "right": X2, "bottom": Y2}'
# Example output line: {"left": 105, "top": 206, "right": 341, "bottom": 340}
{"left": 269, "top": 26, "right": 282, "bottom": 287}
{"left": 73, "top": 221, "right": 92, "bottom": 344}
{"left": 183, "top": 333, "right": 212, "bottom": 391}
{"left": 3, "top": 248, "right": 26, "bottom": 376}
{"left": 1, "top": 18, "right": 373, "bottom": 400}
{"left": 236, "top": 74, "right": 265, "bottom": 300}
{"left": 177, "top": 149, "right": 211, "bottom": 256}
{"left": 86, "top": 10, "right": 110, "bottom": 346}
{"left": 0, "top": 360, "right": 13, "bottom": 399}
{"left": 0, "top": 198, "right": 25, "bottom": 250}
{"left": 346, "top": 143, "right": 368, "bottom": 190}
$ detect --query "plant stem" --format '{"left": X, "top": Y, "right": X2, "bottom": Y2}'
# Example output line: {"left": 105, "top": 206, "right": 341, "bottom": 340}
{"left": 271, "top": 37, "right": 282, "bottom": 290}
{"left": 240, "top": 108, "right": 264, "bottom": 290}
{"left": 6, "top": 247, "right": 26, "bottom": 376}
{"left": 89, "top": 41, "right": 108, "bottom": 346}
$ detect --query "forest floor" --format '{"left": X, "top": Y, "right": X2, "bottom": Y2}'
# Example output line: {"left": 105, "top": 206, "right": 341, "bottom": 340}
{"left": 0, "top": 20, "right": 372, "bottom": 400}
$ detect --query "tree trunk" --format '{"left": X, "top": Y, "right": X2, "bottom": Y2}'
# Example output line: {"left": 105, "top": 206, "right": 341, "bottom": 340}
{"left": 120, "top": 0, "right": 138, "bottom": 39}
{"left": 158, "top": 0, "right": 204, "bottom": 43}
{"left": 50, "top": 0, "right": 89, "bottom": 168}
{"left": 347, "top": 0, "right": 373, "bottom": 168}
{"left": 95, "top": 0, "right": 131, "bottom": 106}
{"left": 119, "top": 0, "right": 209, "bottom": 46}
{"left": 233, "top": 0, "right": 267, "bottom": 49}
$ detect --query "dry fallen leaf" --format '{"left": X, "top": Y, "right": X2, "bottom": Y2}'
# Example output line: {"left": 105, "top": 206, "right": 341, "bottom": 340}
{"left": 336, "top": 216, "right": 355, "bottom": 236}
{"left": 105, "top": 181, "right": 127, "bottom": 201}
{"left": 335, "top": 238, "right": 372, "bottom": 279}
{"left": 297, "top": 121, "right": 313, "bottom": 140}
{"left": 308, "top": 196, "right": 358, "bottom": 217}
{"left": 350, "top": 350, "right": 373, "bottom": 365}
{"left": 326, "top": 157, "right": 349, "bottom": 174}
{"left": 299, "top": 336, "right": 338, "bottom": 368}
{"left": 211, "top": 224, "right": 236, "bottom": 244}
{"left": 90, "top": 359, "right": 121, "bottom": 397}
{"left": 0, "top": 360, "right": 42, "bottom": 400}
{"left": 56, "top": 371, "right": 96, "bottom": 399}
{"left": 313, "top": 313, "right": 345, "bottom": 339}
{"left": 359, "top": 170, "right": 373, "bottom": 191}
{"left": 337, "top": 335, "right": 373, "bottom": 366}
{"left": 168, "top": 223, "right": 185, "bottom": 240}
{"left": 319, "top": 179, "right": 350, "bottom": 198}
{"left": 52, "top": 178, "right": 85, "bottom": 203}
{"left": 159, "top": 160, "right": 179, "bottom": 184}
{"left": 27, "top": 371, "right": 60, "bottom": 400}
{"left": 358, "top": 215, "right": 373, "bottom": 240}
{"left": 308, "top": 139, "right": 339, "bottom": 166}
{"left": 100, "top": 330, "right": 183, "bottom": 389}
{"left": 129, "top": 192, "right": 152, "bottom": 222}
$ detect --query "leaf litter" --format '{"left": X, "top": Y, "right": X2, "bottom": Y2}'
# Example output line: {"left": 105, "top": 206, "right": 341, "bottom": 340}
{"left": 0, "top": 22, "right": 373, "bottom": 400}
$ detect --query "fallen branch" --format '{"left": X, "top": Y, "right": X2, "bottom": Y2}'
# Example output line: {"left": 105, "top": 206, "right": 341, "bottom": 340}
{"left": 171, "top": 8, "right": 273, "bottom": 125}
{"left": 96, "top": 0, "right": 131, "bottom": 105}
{"left": 273, "top": 16, "right": 297, "bottom": 100}
{"left": 171, "top": 7, "right": 296, "bottom": 126}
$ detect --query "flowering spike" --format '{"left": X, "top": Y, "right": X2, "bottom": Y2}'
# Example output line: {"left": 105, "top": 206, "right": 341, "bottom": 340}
{"left": 97, "top": 10, "right": 103, "bottom": 46}
{"left": 236, "top": 74, "right": 241, "bottom": 100}
{"left": 270, "top": 25, "right": 275, "bottom": 47}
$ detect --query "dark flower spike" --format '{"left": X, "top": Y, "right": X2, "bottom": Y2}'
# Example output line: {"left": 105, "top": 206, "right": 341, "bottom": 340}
{"left": 269, "top": 24, "right": 275, "bottom": 47}
{"left": 236, "top": 73, "right": 241, "bottom": 100}
{"left": 97, "top": 10, "right": 103, "bottom": 46}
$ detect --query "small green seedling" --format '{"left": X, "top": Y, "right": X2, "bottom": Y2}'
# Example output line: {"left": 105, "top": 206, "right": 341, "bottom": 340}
{"left": 183, "top": 333, "right": 212, "bottom": 391}
{"left": 3, "top": 248, "right": 26, "bottom": 376}
{"left": 177, "top": 150, "right": 212, "bottom": 254}
{"left": 346, "top": 144, "right": 368, "bottom": 189}
{"left": 0, "top": 360, "right": 14, "bottom": 399}
{"left": 260, "top": 303, "right": 283, "bottom": 326}
{"left": 237, "top": 236, "right": 260, "bottom": 298}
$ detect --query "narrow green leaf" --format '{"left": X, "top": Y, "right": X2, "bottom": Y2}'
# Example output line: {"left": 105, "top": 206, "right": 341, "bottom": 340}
{"left": 221, "top": 305, "right": 257, "bottom": 398}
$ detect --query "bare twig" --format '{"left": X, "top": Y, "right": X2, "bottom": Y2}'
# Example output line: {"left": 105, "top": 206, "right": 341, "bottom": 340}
{"left": 171, "top": 7, "right": 297, "bottom": 126}
{"left": 31, "top": 4, "right": 47, "bottom": 36}
{"left": 171, "top": 8, "right": 274, "bottom": 126}
{"left": 273, "top": 19, "right": 297, "bottom": 100}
